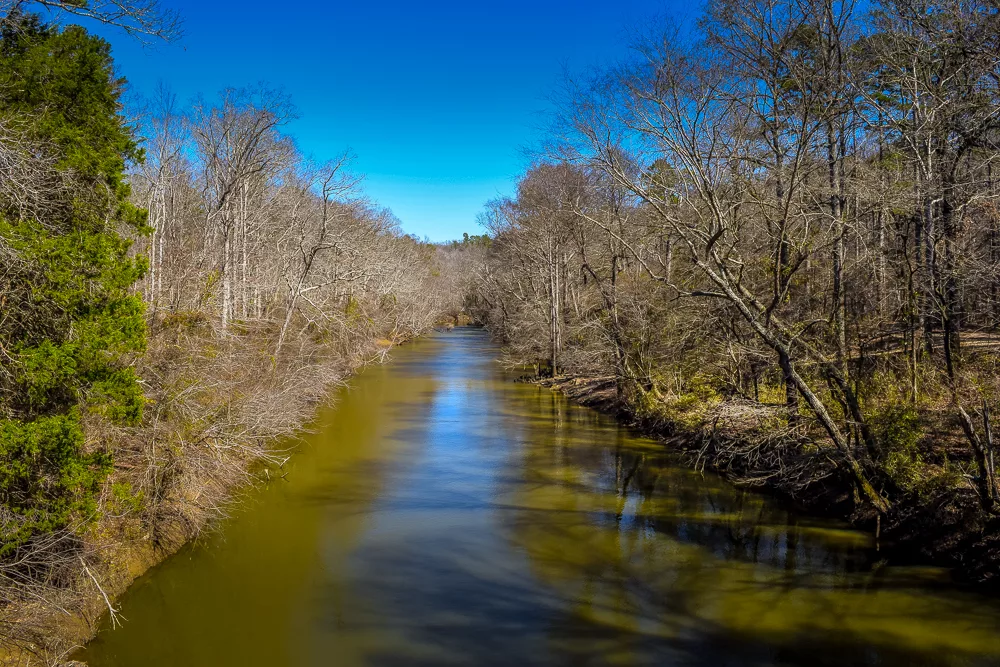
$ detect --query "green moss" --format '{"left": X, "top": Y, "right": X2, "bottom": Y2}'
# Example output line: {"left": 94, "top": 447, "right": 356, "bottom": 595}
{"left": 756, "top": 381, "right": 788, "bottom": 406}
{"left": 162, "top": 310, "right": 209, "bottom": 329}
{"left": 633, "top": 373, "right": 723, "bottom": 431}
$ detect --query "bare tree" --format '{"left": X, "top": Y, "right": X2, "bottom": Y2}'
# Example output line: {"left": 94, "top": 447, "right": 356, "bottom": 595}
{"left": 190, "top": 86, "right": 296, "bottom": 329}
{"left": 1, "top": 0, "right": 181, "bottom": 41}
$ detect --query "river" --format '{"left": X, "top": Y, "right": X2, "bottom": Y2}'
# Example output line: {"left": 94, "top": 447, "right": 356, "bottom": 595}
{"left": 79, "top": 327, "right": 1000, "bottom": 666}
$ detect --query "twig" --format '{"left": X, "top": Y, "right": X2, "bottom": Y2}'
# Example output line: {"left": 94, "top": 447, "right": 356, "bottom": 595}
{"left": 79, "top": 558, "right": 123, "bottom": 630}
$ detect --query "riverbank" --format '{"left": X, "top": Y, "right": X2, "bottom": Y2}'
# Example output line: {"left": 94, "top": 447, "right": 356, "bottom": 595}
{"left": 66, "top": 326, "right": 1000, "bottom": 667}
{"left": 532, "top": 373, "right": 1000, "bottom": 588}
{"left": 0, "top": 314, "right": 420, "bottom": 667}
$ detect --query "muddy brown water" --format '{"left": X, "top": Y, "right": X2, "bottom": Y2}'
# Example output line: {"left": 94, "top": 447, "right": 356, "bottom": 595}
{"left": 79, "top": 327, "right": 1000, "bottom": 666}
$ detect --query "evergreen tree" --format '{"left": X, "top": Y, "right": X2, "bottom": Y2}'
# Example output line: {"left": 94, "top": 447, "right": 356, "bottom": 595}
{"left": 0, "top": 11, "right": 147, "bottom": 555}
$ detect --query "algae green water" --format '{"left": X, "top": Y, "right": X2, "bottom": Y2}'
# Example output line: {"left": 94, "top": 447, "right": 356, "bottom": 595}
{"left": 79, "top": 328, "right": 1000, "bottom": 666}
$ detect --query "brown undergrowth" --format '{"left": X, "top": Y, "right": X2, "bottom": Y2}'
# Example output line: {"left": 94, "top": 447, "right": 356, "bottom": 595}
{"left": 0, "top": 312, "right": 411, "bottom": 666}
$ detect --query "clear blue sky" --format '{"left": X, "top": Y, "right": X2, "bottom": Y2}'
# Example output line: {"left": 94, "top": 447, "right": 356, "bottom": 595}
{"left": 84, "top": 0, "right": 699, "bottom": 242}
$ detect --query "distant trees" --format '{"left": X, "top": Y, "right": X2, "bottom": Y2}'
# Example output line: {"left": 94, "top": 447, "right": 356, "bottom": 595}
{"left": 190, "top": 86, "right": 296, "bottom": 329}
{"left": 132, "top": 86, "right": 448, "bottom": 354}
{"left": 479, "top": 164, "right": 586, "bottom": 375}
{"left": 473, "top": 0, "right": 1000, "bottom": 512}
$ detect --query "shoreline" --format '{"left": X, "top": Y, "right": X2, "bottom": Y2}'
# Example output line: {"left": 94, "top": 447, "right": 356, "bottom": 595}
{"left": 1, "top": 325, "right": 424, "bottom": 667}
{"left": 531, "top": 374, "right": 1000, "bottom": 589}
{"left": 13, "top": 337, "right": 999, "bottom": 666}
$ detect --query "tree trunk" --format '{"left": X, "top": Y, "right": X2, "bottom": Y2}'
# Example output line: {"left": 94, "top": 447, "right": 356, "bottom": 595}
{"left": 941, "top": 176, "right": 959, "bottom": 379}
{"left": 959, "top": 405, "right": 998, "bottom": 513}
{"left": 829, "top": 122, "right": 848, "bottom": 379}
{"left": 222, "top": 224, "right": 232, "bottom": 330}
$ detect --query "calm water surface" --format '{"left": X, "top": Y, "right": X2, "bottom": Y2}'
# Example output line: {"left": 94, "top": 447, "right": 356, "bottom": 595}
{"left": 80, "top": 328, "right": 1000, "bottom": 666}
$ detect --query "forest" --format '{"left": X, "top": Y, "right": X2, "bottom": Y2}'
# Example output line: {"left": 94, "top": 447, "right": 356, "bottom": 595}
{"left": 4, "top": 0, "right": 1000, "bottom": 663}
{"left": 468, "top": 0, "right": 1000, "bottom": 576}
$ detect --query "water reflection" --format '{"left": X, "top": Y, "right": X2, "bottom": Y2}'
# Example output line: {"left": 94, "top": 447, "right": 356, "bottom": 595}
{"left": 80, "top": 328, "right": 1000, "bottom": 667}
{"left": 499, "top": 405, "right": 998, "bottom": 665}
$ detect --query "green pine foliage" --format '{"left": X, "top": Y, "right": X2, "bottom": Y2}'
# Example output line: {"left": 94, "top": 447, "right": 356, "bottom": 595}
{"left": 0, "top": 12, "right": 147, "bottom": 556}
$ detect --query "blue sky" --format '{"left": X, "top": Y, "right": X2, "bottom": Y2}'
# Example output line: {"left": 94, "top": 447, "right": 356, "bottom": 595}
{"left": 78, "top": 0, "right": 699, "bottom": 241}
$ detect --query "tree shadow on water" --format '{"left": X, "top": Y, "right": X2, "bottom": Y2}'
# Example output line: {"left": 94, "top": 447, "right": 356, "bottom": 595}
{"left": 309, "top": 536, "right": 995, "bottom": 667}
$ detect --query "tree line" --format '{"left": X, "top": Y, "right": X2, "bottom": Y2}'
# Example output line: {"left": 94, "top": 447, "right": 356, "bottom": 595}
{"left": 135, "top": 85, "right": 441, "bottom": 352}
{"left": 471, "top": 0, "right": 1000, "bottom": 514}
